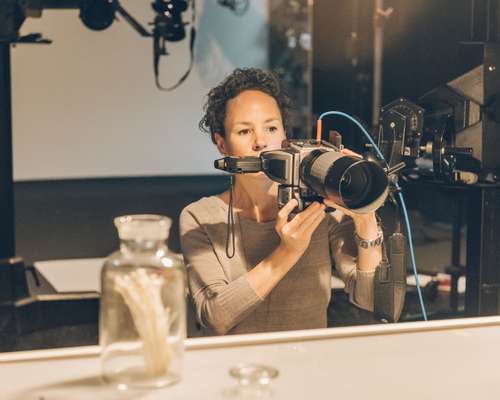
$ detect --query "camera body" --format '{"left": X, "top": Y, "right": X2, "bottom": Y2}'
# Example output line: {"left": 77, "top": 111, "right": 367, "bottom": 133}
{"left": 215, "top": 139, "right": 389, "bottom": 213}
{"left": 259, "top": 139, "right": 344, "bottom": 211}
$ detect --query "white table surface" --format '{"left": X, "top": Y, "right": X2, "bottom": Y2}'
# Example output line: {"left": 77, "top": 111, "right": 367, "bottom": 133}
{"left": 2, "top": 316, "right": 500, "bottom": 399}
{"left": 35, "top": 258, "right": 447, "bottom": 294}
{"left": 34, "top": 258, "right": 348, "bottom": 291}
{"left": 34, "top": 258, "right": 105, "bottom": 292}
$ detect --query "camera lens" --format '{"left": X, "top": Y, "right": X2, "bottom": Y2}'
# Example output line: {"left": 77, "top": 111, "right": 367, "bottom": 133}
{"left": 301, "top": 150, "right": 388, "bottom": 213}
{"left": 339, "top": 163, "right": 373, "bottom": 208}
{"left": 340, "top": 172, "right": 351, "bottom": 186}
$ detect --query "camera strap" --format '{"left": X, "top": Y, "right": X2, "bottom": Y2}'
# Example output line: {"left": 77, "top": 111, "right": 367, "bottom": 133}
{"left": 225, "top": 175, "right": 236, "bottom": 258}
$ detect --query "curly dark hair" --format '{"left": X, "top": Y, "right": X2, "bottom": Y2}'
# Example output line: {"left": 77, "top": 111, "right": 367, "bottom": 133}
{"left": 199, "top": 68, "right": 292, "bottom": 144}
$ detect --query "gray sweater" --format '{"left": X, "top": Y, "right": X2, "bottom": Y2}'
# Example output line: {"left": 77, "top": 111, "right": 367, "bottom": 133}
{"left": 179, "top": 196, "right": 376, "bottom": 335}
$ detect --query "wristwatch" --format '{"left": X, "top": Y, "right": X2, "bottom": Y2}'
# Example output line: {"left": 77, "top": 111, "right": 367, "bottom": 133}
{"left": 354, "top": 230, "right": 384, "bottom": 249}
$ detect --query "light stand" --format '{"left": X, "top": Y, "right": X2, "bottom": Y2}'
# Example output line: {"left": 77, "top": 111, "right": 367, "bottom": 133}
{"left": 0, "top": 43, "right": 14, "bottom": 260}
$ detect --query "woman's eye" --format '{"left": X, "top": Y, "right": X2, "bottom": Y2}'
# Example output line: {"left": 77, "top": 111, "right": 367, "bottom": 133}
{"left": 267, "top": 126, "right": 278, "bottom": 133}
{"left": 238, "top": 129, "right": 251, "bottom": 136}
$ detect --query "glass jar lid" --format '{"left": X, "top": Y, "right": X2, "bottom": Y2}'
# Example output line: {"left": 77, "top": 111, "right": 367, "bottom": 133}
{"left": 114, "top": 214, "right": 172, "bottom": 241}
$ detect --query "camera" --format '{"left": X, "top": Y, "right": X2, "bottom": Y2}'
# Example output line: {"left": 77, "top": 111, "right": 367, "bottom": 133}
{"left": 377, "top": 97, "right": 480, "bottom": 184}
{"left": 151, "top": 0, "right": 188, "bottom": 42}
{"left": 215, "top": 139, "right": 389, "bottom": 213}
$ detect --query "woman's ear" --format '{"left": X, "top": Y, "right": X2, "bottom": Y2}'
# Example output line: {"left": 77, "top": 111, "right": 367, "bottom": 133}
{"left": 214, "top": 132, "right": 227, "bottom": 155}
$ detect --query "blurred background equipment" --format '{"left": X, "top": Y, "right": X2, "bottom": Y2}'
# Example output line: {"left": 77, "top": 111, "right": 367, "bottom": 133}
{"left": 217, "top": 0, "right": 249, "bottom": 16}
{"left": 376, "top": 45, "right": 500, "bottom": 185}
{"left": 418, "top": 53, "right": 500, "bottom": 184}
{"left": 0, "top": 0, "right": 195, "bottom": 89}
{"left": 269, "top": 0, "right": 313, "bottom": 138}
{"left": 314, "top": 0, "right": 500, "bottom": 320}
{"left": 377, "top": 98, "right": 425, "bottom": 168}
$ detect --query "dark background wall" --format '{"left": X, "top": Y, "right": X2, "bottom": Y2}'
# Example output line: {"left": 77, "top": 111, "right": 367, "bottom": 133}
{"left": 313, "top": 0, "right": 483, "bottom": 149}
{"left": 312, "top": 0, "right": 491, "bottom": 220}
{"left": 15, "top": 176, "right": 228, "bottom": 264}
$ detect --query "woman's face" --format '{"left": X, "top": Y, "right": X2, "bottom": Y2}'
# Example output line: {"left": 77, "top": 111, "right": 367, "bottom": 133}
{"left": 215, "top": 90, "right": 286, "bottom": 157}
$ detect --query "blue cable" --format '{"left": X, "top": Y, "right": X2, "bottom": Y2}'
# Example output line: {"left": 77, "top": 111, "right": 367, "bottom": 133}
{"left": 318, "top": 110, "right": 428, "bottom": 321}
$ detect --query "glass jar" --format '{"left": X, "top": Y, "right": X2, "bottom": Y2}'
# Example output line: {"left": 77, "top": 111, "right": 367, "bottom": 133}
{"left": 100, "top": 214, "right": 186, "bottom": 389}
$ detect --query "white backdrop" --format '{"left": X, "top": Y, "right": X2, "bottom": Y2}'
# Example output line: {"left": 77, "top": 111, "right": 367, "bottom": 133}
{"left": 11, "top": 0, "right": 269, "bottom": 181}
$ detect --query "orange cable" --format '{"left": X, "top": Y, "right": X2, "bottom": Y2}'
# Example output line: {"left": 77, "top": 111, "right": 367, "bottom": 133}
{"left": 315, "top": 118, "right": 322, "bottom": 142}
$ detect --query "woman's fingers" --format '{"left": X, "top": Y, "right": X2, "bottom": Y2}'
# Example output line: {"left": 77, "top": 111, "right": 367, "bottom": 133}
{"left": 276, "top": 198, "right": 298, "bottom": 231}
{"left": 276, "top": 201, "right": 326, "bottom": 255}
{"left": 285, "top": 202, "right": 323, "bottom": 231}
{"left": 296, "top": 203, "right": 326, "bottom": 234}
{"left": 301, "top": 205, "right": 326, "bottom": 237}
{"left": 340, "top": 148, "right": 362, "bottom": 158}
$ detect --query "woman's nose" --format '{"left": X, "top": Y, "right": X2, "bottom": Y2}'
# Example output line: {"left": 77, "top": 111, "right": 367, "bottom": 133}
{"left": 252, "top": 131, "right": 267, "bottom": 151}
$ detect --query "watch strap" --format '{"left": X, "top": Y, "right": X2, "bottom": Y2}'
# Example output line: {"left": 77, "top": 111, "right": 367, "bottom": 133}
{"left": 354, "top": 230, "right": 384, "bottom": 249}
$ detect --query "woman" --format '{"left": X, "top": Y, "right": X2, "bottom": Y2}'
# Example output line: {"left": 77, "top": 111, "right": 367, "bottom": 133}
{"left": 180, "top": 68, "right": 384, "bottom": 335}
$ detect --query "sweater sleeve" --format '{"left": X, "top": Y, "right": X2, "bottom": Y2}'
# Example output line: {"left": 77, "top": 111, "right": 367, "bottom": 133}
{"left": 328, "top": 212, "right": 376, "bottom": 312}
{"left": 179, "top": 207, "right": 263, "bottom": 335}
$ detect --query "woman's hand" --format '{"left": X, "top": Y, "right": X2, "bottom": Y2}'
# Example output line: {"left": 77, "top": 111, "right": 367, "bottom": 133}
{"left": 323, "top": 198, "right": 378, "bottom": 227}
{"left": 339, "top": 147, "right": 362, "bottom": 158}
{"left": 246, "top": 199, "right": 326, "bottom": 300}
{"left": 275, "top": 199, "right": 326, "bottom": 256}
